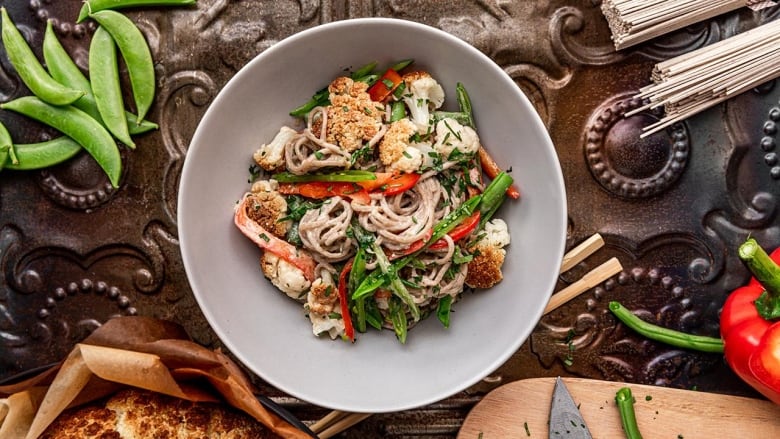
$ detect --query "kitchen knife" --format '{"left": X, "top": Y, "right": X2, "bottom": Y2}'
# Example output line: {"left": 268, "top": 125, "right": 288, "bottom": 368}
{"left": 549, "top": 376, "right": 593, "bottom": 438}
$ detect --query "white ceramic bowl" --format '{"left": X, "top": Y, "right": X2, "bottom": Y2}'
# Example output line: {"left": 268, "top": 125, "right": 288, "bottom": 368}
{"left": 179, "top": 18, "right": 566, "bottom": 413}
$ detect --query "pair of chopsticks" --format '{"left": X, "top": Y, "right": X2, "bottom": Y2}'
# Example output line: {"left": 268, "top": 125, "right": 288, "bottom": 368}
{"left": 309, "top": 233, "right": 622, "bottom": 436}
{"left": 309, "top": 410, "right": 372, "bottom": 438}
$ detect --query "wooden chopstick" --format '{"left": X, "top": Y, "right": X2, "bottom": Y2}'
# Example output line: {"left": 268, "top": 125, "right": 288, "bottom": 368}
{"left": 309, "top": 233, "right": 622, "bottom": 436}
{"left": 312, "top": 412, "right": 373, "bottom": 438}
{"left": 559, "top": 233, "right": 605, "bottom": 274}
{"left": 544, "top": 257, "right": 623, "bottom": 314}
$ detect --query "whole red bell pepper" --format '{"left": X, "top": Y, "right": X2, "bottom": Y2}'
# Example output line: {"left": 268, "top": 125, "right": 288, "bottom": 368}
{"left": 720, "top": 238, "right": 780, "bottom": 404}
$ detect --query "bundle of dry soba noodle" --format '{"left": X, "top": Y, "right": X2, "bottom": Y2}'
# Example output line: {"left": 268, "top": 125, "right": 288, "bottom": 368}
{"left": 601, "top": 0, "right": 777, "bottom": 50}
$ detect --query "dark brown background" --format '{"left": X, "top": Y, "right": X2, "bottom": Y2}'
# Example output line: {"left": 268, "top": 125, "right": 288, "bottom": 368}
{"left": 1, "top": 1, "right": 779, "bottom": 436}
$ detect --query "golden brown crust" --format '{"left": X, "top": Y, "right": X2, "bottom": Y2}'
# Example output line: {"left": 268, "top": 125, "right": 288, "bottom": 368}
{"left": 41, "top": 389, "right": 281, "bottom": 439}
{"left": 245, "top": 192, "right": 289, "bottom": 238}
{"left": 465, "top": 245, "right": 506, "bottom": 289}
{"left": 326, "top": 76, "right": 382, "bottom": 152}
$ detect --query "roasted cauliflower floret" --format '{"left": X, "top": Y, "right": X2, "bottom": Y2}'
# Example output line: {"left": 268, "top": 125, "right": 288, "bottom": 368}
{"left": 433, "top": 117, "right": 480, "bottom": 158}
{"left": 253, "top": 126, "right": 298, "bottom": 172}
{"left": 244, "top": 188, "right": 290, "bottom": 238}
{"left": 378, "top": 118, "right": 423, "bottom": 172}
{"left": 260, "top": 252, "right": 311, "bottom": 299}
{"left": 326, "top": 77, "right": 383, "bottom": 152}
{"left": 465, "top": 219, "right": 511, "bottom": 289}
{"left": 306, "top": 275, "right": 345, "bottom": 339}
{"left": 401, "top": 71, "right": 445, "bottom": 133}
{"left": 307, "top": 278, "right": 339, "bottom": 315}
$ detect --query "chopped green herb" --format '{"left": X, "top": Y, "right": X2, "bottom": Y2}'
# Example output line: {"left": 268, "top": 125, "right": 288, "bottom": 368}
{"left": 524, "top": 421, "right": 530, "bottom": 436}
{"left": 314, "top": 150, "right": 325, "bottom": 160}
{"left": 382, "top": 78, "right": 395, "bottom": 89}
{"left": 258, "top": 233, "right": 270, "bottom": 242}
{"left": 645, "top": 395, "right": 652, "bottom": 401}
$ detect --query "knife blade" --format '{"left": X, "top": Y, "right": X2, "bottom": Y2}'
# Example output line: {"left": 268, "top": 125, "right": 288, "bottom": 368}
{"left": 549, "top": 376, "right": 593, "bottom": 438}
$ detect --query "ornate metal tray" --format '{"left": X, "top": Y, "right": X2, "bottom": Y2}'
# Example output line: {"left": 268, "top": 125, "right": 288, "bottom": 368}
{"left": 1, "top": 1, "right": 778, "bottom": 436}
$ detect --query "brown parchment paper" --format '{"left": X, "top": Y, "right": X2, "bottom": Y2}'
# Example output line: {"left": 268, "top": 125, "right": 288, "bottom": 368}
{"left": 0, "top": 316, "right": 310, "bottom": 439}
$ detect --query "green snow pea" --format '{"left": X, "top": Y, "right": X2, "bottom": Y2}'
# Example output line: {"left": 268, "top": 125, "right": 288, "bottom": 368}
{"left": 42, "top": 20, "right": 157, "bottom": 136}
{"left": 88, "top": 10, "right": 155, "bottom": 122}
{"left": 1, "top": 96, "right": 122, "bottom": 187}
{"left": 0, "top": 8, "right": 84, "bottom": 106}
{"left": 78, "top": 0, "right": 197, "bottom": 22}
{"left": 0, "top": 120, "right": 17, "bottom": 168}
{"left": 89, "top": 26, "right": 135, "bottom": 147}
{"left": 3, "top": 137, "right": 82, "bottom": 170}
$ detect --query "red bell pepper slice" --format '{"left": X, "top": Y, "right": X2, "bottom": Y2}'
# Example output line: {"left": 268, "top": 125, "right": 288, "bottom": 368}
{"left": 367, "top": 68, "right": 403, "bottom": 102}
{"left": 278, "top": 181, "right": 371, "bottom": 204}
{"left": 478, "top": 145, "right": 520, "bottom": 199}
{"left": 338, "top": 259, "right": 356, "bottom": 342}
{"left": 356, "top": 172, "right": 420, "bottom": 196}
{"left": 720, "top": 240, "right": 780, "bottom": 404}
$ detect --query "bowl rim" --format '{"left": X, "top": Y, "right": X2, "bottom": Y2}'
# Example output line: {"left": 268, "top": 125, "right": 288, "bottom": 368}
{"left": 178, "top": 16, "right": 567, "bottom": 412}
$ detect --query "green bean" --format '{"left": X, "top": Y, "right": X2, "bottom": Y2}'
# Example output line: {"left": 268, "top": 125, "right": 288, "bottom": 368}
{"left": 78, "top": 0, "right": 197, "bottom": 22}
{"left": 388, "top": 297, "right": 408, "bottom": 344}
{"left": 1, "top": 96, "right": 122, "bottom": 187}
{"left": 437, "top": 295, "right": 453, "bottom": 328}
{"left": 289, "top": 88, "right": 329, "bottom": 118}
{"left": 390, "top": 100, "right": 406, "bottom": 122}
{"left": 0, "top": 120, "right": 17, "bottom": 166}
{"left": 0, "top": 8, "right": 84, "bottom": 106}
{"left": 608, "top": 302, "right": 724, "bottom": 353}
{"left": 89, "top": 26, "right": 135, "bottom": 148}
{"left": 350, "top": 61, "right": 377, "bottom": 80}
{"left": 615, "top": 387, "right": 643, "bottom": 439}
{"left": 88, "top": 10, "right": 155, "bottom": 122}
{"left": 4, "top": 137, "right": 82, "bottom": 170}
{"left": 388, "top": 59, "right": 414, "bottom": 72}
{"left": 272, "top": 170, "right": 376, "bottom": 183}
{"left": 42, "top": 20, "right": 157, "bottom": 136}
{"left": 455, "top": 82, "right": 475, "bottom": 128}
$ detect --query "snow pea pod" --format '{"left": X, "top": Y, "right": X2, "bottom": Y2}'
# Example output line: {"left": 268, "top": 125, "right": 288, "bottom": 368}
{"left": 42, "top": 20, "right": 157, "bottom": 136}
{"left": 0, "top": 120, "right": 15, "bottom": 169}
{"left": 0, "top": 96, "right": 122, "bottom": 187}
{"left": 88, "top": 10, "right": 155, "bottom": 122}
{"left": 0, "top": 8, "right": 84, "bottom": 106}
{"left": 77, "top": 0, "right": 197, "bottom": 22}
{"left": 4, "top": 137, "right": 82, "bottom": 170}
{"left": 89, "top": 26, "right": 135, "bottom": 148}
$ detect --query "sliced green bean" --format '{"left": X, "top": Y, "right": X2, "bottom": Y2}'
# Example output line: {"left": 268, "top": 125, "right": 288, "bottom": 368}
{"left": 4, "top": 137, "right": 82, "bottom": 170}
{"left": 0, "top": 8, "right": 84, "bottom": 106}
{"left": 78, "top": 0, "right": 197, "bottom": 22}
{"left": 350, "top": 61, "right": 377, "bottom": 80}
{"left": 42, "top": 20, "right": 157, "bottom": 136}
{"left": 1, "top": 96, "right": 122, "bottom": 187}
{"left": 388, "top": 58, "right": 414, "bottom": 72}
{"left": 88, "top": 10, "right": 155, "bottom": 122}
{"left": 0, "top": 120, "right": 17, "bottom": 166}
{"left": 390, "top": 100, "right": 406, "bottom": 122}
{"left": 455, "top": 82, "right": 475, "bottom": 128}
{"left": 89, "top": 26, "right": 134, "bottom": 148}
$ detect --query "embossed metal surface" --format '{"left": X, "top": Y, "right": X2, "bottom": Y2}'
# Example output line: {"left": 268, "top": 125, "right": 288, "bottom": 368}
{"left": 1, "top": 1, "right": 778, "bottom": 437}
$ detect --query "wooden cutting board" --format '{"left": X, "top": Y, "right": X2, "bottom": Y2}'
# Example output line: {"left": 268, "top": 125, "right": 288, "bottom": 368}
{"left": 458, "top": 377, "right": 780, "bottom": 438}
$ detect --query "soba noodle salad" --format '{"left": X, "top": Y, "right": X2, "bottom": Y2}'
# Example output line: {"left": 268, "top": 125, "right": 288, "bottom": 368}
{"left": 234, "top": 59, "right": 519, "bottom": 343}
